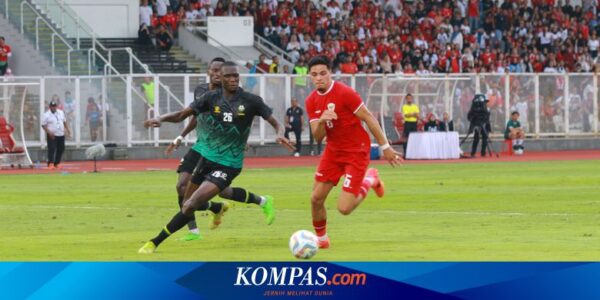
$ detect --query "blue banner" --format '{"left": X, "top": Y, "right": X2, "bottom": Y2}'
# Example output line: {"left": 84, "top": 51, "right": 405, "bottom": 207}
{"left": 1, "top": 262, "right": 599, "bottom": 299}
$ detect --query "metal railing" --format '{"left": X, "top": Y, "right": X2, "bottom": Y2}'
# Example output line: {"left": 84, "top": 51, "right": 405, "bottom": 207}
{"left": 254, "top": 33, "right": 294, "bottom": 65}
{"left": 33, "top": 0, "right": 150, "bottom": 74}
{"left": 19, "top": 1, "right": 74, "bottom": 69}
{"left": 27, "top": 0, "right": 184, "bottom": 107}
{"left": 12, "top": 73, "right": 599, "bottom": 150}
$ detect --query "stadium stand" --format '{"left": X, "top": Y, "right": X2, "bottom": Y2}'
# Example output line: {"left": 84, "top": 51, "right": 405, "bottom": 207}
{"left": 160, "top": 0, "right": 600, "bottom": 74}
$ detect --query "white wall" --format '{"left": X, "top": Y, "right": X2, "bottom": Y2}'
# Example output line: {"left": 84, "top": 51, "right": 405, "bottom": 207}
{"left": 207, "top": 17, "right": 254, "bottom": 47}
{"left": 64, "top": 0, "right": 138, "bottom": 38}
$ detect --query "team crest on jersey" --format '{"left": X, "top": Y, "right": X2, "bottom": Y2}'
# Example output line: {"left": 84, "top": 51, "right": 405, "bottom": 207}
{"left": 238, "top": 105, "right": 245, "bottom": 116}
{"left": 214, "top": 106, "right": 221, "bottom": 113}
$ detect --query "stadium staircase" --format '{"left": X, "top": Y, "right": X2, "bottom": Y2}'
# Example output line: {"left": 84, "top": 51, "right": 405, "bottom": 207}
{"left": 78, "top": 38, "right": 205, "bottom": 74}
{"left": 0, "top": 0, "right": 195, "bottom": 144}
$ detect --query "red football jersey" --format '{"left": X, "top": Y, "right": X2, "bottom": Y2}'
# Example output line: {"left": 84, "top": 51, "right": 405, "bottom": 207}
{"left": 306, "top": 81, "right": 370, "bottom": 153}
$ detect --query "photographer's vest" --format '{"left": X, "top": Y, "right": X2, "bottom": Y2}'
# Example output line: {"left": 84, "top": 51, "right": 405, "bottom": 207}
{"left": 293, "top": 66, "right": 308, "bottom": 87}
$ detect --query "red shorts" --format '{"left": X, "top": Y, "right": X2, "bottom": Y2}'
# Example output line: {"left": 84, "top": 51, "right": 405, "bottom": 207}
{"left": 314, "top": 149, "right": 370, "bottom": 196}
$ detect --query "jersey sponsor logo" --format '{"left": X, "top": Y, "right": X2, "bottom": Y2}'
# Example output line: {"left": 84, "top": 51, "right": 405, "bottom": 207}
{"left": 315, "top": 110, "right": 321, "bottom": 114}
{"left": 214, "top": 106, "right": 221, "bottom": 113}
{"left": 325, "top": 103, "right": 335, "bottom": 129}
{"left": 238, "top": 105, "right": 246, "bottom": 116}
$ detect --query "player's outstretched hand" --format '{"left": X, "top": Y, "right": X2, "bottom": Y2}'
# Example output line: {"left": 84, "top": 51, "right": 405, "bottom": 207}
{"left": 165, "top": 136, "right": 184, "bottom": 155}
{"left": 319, "top": 110, "right": 337, "bottom": 122}
{"left": 382, "top": 148, "right": 403, "bottom": 167}
{"left": 276, "top": 136, "right": 296, "bottom": 152}
{"left": 144, "top": 118, "right": 161, "bottom": 128}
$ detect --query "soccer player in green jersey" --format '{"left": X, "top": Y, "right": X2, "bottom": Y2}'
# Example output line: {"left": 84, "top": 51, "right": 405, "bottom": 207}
{"left": 139, "top": 61, "right": 294, "bottom": 253}
{"left": 505, "top": 111, "right": 525, "bottom": 155}
{"left": 166, "top": 57, "right": 276, "bottom": 241}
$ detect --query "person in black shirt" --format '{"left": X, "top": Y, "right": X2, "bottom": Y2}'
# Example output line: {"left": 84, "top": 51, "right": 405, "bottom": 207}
{"left": 424, "top": 113, "right": 439, "bottom": 132}
{"left": 157, "top": 24, "right": 173, "bottom": 51}
{"left": 439, "top": 112, "right": 454, "bottom": 132}
{"left": 285, "top": 97, "right": 304, "bottom": 157}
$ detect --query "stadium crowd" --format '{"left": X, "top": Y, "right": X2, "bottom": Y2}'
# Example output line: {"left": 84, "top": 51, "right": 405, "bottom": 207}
{"left": 144, "top": 0, "right": 600, "bottom": 74}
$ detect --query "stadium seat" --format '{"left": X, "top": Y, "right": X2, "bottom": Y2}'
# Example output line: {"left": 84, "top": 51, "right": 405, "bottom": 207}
{"left": 0, "top": 116, "right": 22, "bottom": 153}
{"left": 501, "top": 139, "right": 513, "bottom": 156}
{"left": 392, "top": 112, "right": 404, "bottom": 145}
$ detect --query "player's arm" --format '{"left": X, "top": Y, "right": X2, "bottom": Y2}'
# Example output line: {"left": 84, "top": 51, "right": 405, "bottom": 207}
{"left": 309, "top": 119, "right": 327, "bottom": 143}
{"left": 144, "top": 107, "right": 194, "bottom": 128}
{"left": 41, "top": 124, "right": 54, "bottom": 140}
{"left": 165, "top": 116, "right": 197, "bottom": 155}
{"left": 63, "top": 118, "right": 70, "bottom": 138}
{"left": 265, "top": 115, "right": 295, "bottom": 152}
{"left": 284, "top": 110, "right": 291, "bottom": 128}
{"left": 355, "top": 106, "right": 403, "bottom": 167}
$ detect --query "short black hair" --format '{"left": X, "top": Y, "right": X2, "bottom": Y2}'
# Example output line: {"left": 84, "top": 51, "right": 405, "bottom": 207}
{"left": 221, "top": 61, "right": 238, "bottom": 68}
{"left": 307, "top": 56, "right": 331, "bottom": 71}
{"left": 511, "top": 111, "right": 520, "bottom": 116}
{"left": 211, "top": 57, "right": 225, "bottom": 64}
{"left": 0, "top": 36, "right": 4, "bottom": 41}
{"left": 406, "top": 93, "right": 413, "bottom": 98}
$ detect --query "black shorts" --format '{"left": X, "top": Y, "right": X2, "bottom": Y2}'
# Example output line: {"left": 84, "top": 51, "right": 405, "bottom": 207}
{"left": 177, "top": 149, "right": 202, "bottom": 174}
{"left": 190, "top": 157, "right": 241, "bottom": 190}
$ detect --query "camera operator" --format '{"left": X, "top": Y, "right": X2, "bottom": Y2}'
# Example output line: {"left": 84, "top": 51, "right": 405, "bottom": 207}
{"left": 467, "top": 94, "right": 491, "bottom": 157}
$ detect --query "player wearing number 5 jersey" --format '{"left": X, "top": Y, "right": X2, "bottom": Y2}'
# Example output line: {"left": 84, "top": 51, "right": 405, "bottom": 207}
{"left": 305, "top": 56, "right": 403, "bottom": 249}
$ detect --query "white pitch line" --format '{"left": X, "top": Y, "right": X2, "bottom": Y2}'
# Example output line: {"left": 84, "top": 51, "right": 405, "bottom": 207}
{"left": 0, "top": 205, "right": 579, "bottom": 217}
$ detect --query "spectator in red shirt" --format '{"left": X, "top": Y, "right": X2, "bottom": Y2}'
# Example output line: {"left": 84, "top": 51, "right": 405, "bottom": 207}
{"left": 0, "top": 37, "right": 12, "bottom": 76}
{"left": 160, "top": 8, "right": 179, "bottom": 32}
{"left": 256, "top": 54, "right": 270, "bottom": 74}
{"left": 340, "top": 56, "right": 358, "bottom": 74}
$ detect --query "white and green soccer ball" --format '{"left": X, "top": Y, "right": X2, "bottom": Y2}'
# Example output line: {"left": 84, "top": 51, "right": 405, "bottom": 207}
{"left": 289, "top": 230, "right": 319, "bottom": 259}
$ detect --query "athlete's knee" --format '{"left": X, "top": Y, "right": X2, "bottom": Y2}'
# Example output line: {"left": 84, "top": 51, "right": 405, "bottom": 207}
{"left": 176, "top": 178, "right": 189, "bottom": 196}
{"left": 337, "top": 203, "right": 353, "bottom": 216}
{"left": 181, "top": 200, "right": 195, "bottom": 216}
{"left": 219, "top": 187, "right": 233, "bottom": 199}
{"left": 311, "top": 193, "right": 326, "bottom": 207}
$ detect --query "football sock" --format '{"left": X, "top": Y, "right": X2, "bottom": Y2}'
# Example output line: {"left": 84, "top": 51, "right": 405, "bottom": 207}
{"left": 358, "top": 179, "right": 371, "bottom": 200}
{"left": 179, "top": 195, "right": 198, "bottom": 230}
{"left": 197, "top": 201, "right": 223, "bottom": 215}
{"left": 229, "top": 187, "right": 264, "bottom": 206}
{"left": 313, "top": 220, "right": 327, "bottom": 237}
{"left": 151, "top": 211, "right": 193, "bottom": 246}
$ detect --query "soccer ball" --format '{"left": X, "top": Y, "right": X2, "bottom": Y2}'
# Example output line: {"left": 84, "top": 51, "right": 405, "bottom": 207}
{"left": 289, "top": 230, "right": 319, "bottom": 259}
{"left": 515, "top": 149, "right": 524, "bottom": 155}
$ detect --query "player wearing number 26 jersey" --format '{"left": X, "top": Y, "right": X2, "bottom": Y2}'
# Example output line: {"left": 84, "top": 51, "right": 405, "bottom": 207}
{"left": 305, "top": 56, "right": 403, "bottom": 249}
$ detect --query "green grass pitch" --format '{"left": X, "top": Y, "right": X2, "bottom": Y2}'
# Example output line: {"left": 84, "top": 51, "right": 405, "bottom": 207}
{"left": 1, "top": 160, "right": 599, "bottom": 261}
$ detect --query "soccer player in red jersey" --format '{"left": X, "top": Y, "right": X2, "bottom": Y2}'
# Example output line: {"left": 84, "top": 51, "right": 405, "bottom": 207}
{"left": 304, "top": 56, "right": 402, "bottom": 249}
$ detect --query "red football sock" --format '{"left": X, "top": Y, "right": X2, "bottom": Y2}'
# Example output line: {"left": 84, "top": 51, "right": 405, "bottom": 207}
{"left": 313, "top": 220, "right": 327, "bottom": 237}
{"left": 358, "top": 179, "right": 371, "bottom": 199}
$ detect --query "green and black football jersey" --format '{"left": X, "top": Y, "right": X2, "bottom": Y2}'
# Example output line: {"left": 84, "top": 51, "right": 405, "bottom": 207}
{"left": 190, "top": 83, "right": 210, "bottom": 145}
{"left": 190, "top": 87, "right": 272, "bottom": 168}
{"left": 504, "top": 120, "right": 521, "bottom": 139}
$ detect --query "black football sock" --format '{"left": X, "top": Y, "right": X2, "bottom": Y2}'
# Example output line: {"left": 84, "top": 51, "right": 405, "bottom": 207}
{"left": 151, "top": 212, "right": 193, "bottom": 246}
{"left": 228, "top": 187, "right": 262, "bottom": 205}
{"left": 197, "top": 201, "right": 223, "bottom": 214}
{"left": 178, "top": 195, "right": 197, "bottom": 230}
